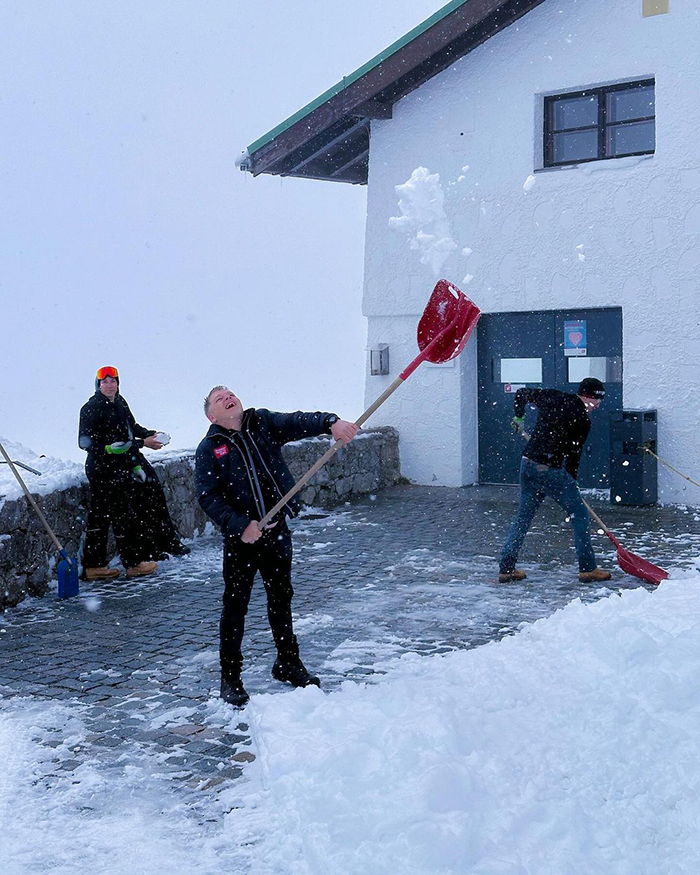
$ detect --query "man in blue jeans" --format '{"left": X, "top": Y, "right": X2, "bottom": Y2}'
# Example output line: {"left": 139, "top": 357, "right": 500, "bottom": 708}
{"left": 499, "top": 377, "right": 612, "bottom": 584}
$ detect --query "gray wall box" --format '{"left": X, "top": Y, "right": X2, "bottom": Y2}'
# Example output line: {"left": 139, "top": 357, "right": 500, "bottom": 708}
{"left": 643, "top": 0, "right": 670, "bottom": 17}
{"left": 370, "top": 344, "right": 390, "bottom": 376}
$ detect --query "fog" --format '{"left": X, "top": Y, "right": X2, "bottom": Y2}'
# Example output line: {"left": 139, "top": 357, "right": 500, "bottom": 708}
{"left": 1, "top": 0, "right": 438, "bottom": 462}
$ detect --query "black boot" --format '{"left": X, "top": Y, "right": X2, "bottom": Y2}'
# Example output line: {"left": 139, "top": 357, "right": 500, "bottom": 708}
{"left": 169, "top": 542, "right": 191, "bottom": 556}
{"left": 272, "top": 637, "right": 320, "bottom": 688}
{"left": 220, "top": 675, "right": 249, "bottom": 708}
{"left": 272, "top": 657, "right": 320, "bottom": 687}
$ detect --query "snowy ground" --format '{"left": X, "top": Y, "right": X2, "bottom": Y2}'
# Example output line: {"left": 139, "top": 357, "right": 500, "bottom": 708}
{"left": 1, "top": 489, "right": 700, "bottom": 873}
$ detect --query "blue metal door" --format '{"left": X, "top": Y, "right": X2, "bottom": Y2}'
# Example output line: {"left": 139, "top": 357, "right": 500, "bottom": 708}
{"left": 477, "top": 308, "right": 622, "bottom": 487}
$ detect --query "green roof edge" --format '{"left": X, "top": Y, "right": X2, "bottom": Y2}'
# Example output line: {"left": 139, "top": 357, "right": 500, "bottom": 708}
{"left": 245, "top": 0, "right": 469, "bottom": 157}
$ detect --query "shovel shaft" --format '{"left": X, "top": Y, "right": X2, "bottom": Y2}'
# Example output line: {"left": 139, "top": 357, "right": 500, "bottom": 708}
{"left": 0, "top": 459, "right": 42, "bottom": 476}
{"left": 355, "top": 375, "right": 405, "bottom": 427}
{"left": 520, "top": 433, "right": 612, "bottom": 535}
{"left": 399, "top": 316, "right": 458, "bottom": 381}
{"left": 580, "top": 498, "right": 612, "bottom": 536}
{"left": 257, "top": 292, "right": 475, "bottom": 531}
{"left": 520, "top": 433, "right": 611, "bottom": 534}
{"left": 0, "top": 441, "right": 65, "bottom": 553}
{"left": 257, "top": 375, "right": 405, "bottom": 529}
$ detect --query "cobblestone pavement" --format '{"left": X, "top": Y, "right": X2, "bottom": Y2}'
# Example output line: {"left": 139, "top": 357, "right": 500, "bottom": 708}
{"left": 2, "top": 484, "right": 699, "bottom": 855}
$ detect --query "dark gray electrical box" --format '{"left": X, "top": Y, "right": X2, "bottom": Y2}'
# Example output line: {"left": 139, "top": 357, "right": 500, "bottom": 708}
{"left": 609, "top": 409, "right": 658, "bottom": 505}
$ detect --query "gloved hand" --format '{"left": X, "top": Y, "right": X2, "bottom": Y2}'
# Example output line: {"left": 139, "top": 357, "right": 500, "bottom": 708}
{"left": 511, "top": 416, "right": 524, "bottom": 434}
{"left": 105, "top": 440, "right": 133, "bottom": 455}
{"left": 132, "top": 465, "right": 147, "bottom": 483}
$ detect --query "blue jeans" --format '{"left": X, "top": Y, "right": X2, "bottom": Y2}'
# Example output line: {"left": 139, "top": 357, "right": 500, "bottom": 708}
{"left": 499, "top": 457, "right": 596, "bottom": 574}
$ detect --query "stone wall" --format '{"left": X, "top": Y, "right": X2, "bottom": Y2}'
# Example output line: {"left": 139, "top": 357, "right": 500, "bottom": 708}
{"left": 0, "top": 428, "right": 399, "bottom": 609}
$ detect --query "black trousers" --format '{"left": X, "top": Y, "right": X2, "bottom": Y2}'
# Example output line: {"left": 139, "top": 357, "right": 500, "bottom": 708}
{"left": 83, "top": 461, "right": 180, "bottom": 570}
{"left": 220, "top": 525, "right": 295, "bottom": 680}
{"left": 83, "top": 473, "right": 144, "bottom": 569}
{"left": 129, "top": 459, "right": 180, "bottom": 558}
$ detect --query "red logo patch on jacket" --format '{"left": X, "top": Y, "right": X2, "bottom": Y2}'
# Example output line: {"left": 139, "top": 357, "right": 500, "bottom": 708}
{"left": 213, "top": 444, "right": 229, "bottom": 459}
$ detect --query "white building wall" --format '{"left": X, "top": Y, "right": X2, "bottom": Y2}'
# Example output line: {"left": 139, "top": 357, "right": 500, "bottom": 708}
{"left": 363, "top": 0, "right": 700, "bottom": 503}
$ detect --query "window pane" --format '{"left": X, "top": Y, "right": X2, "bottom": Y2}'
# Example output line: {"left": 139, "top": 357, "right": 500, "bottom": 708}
{"left": 606, "top": 85, "right": 655, "bottom": 122}
{"left": 607, "top": 120, "right": 655, "bottom": 156}
{"left": 550, "top": 95, "right": 598, "bottom": 130}
{"left": 568, "top": 357, "right": 607, "bottom": 383}
{"left": 568, "top": 356, "right": 622, "bottom": 383}
{"left": 500, "top": 358, "right": 542, "bottom": 383}
{"left": 552, "top": 129, "right": 599, "bottom": 164}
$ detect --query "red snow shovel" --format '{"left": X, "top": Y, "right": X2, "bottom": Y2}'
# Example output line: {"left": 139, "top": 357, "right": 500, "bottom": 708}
{"left": 257, "top": 279, "right": 481, "bottom": 529}
{"left": 0, "top": 440, "right": 80, "bottom": 599}
{"left": 582, "top": 499, "right": 669, "bottom": 585}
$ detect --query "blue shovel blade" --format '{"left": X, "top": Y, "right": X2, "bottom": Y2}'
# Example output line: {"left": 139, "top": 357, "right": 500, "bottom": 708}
{"left": 57, "top": 551, "right": 80, "bottom": 599}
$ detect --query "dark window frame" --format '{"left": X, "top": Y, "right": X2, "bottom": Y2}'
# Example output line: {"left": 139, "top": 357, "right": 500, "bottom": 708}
{"left": 544, "top": 79, "right": 655, "bottom": 168}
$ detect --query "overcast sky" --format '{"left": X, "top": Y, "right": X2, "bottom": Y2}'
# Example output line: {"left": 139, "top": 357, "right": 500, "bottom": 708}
{"left": 1, "top": 0, "right": 439, "bottom": 462}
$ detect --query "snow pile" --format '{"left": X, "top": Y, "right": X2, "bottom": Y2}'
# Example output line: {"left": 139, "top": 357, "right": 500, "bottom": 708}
{"left": 236, "top": 571, "right": 700, "bottom": 874}
{"left": 389, "top": 166, "right": 457, "bottom": 274}
{"left": 0, "top": 435, "right": 84, "bottom": 506}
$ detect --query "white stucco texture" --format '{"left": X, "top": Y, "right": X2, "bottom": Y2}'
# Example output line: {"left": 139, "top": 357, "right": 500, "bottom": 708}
{"left": 362, "top": 0, "right": 700, "bottom": 502}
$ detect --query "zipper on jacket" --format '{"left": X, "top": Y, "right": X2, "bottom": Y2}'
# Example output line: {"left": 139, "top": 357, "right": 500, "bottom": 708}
{"left": 247, "top": 433, "right": 288, "bottom": 507}
{"left": 226, "top": 432, "right": 265, "bottom": 519}
{"left": 236, "top": 432, "right": 269, "bottom": 517}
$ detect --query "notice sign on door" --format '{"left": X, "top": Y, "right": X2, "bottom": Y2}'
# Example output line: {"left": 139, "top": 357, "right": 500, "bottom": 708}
{"left": 564, "top": 320, "right": 587, "bottom": 357}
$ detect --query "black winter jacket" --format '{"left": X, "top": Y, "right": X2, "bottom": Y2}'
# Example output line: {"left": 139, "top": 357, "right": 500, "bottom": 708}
{"left": 78, "top": 392, "right": 155, "bottom": 480}
{"left": 514, "top": 388, "right": 591, "bottom": 480}
{"left": 195, "top": 408, "right": 335, "bottom": 538}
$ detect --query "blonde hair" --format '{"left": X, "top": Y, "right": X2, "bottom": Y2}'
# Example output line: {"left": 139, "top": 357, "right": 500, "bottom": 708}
{"left": 203, "top": 385, "right": 230, "bottom": 416}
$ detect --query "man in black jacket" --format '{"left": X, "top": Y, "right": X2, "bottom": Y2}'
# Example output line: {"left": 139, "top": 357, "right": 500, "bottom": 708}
{"left": 498, "top": 377, "right": 611, "bottom": 584}
{"left": 79, "top": 366, "right": 188, "bottom": 580}
{"left": 195, "top": 385, "right": 358, "bottom": 707}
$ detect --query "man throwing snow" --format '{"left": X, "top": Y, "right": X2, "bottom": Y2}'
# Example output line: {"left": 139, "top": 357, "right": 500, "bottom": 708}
{"left": 498, "top": 377, "right": 611, "bottom": 584}
{"left": 195, "top": 386, "right": 358, "bottom": 708}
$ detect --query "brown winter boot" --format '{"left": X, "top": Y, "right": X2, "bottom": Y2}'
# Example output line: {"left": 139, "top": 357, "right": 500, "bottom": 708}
{"left": 126, "top": 561, "right": 158, "bottom": 578}
{"left": 84, "top": 566, "right": 120, "bottom": 581}
{"left": 579, "top": 568, "right": 612, "bottom": 583}
{"left": 498, "top": 569, "right": 527, "bottom": 583}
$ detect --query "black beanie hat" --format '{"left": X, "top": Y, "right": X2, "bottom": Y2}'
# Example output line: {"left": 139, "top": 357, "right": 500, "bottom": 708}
{"left": 577, "top": 377, "right": 605, "bottom": 399}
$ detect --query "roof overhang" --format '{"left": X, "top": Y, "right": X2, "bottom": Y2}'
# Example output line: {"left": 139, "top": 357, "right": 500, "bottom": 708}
{"left": 238, "top": 0, "right": 546, "bottom": 185}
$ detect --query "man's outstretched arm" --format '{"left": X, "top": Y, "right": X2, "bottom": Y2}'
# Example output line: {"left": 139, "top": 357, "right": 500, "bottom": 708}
{"left": 264, "top": 410, "right": 357, "bottom": 445}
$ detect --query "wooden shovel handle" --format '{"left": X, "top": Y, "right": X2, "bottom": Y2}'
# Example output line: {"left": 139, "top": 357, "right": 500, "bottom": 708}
{"left": 0, "top": 440, "right": 65, "bottom": 553}
{"left": 519, "top": 432, "right": 612, "bottom": 536}
{"left": 257, "top": 375, "right": 405, "bottom": 530}
{"left": 580, "top": 497, "right": 612, "bottom": 536}
{"left": 355, "top": 375, "right": 405, "bottom": 428}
